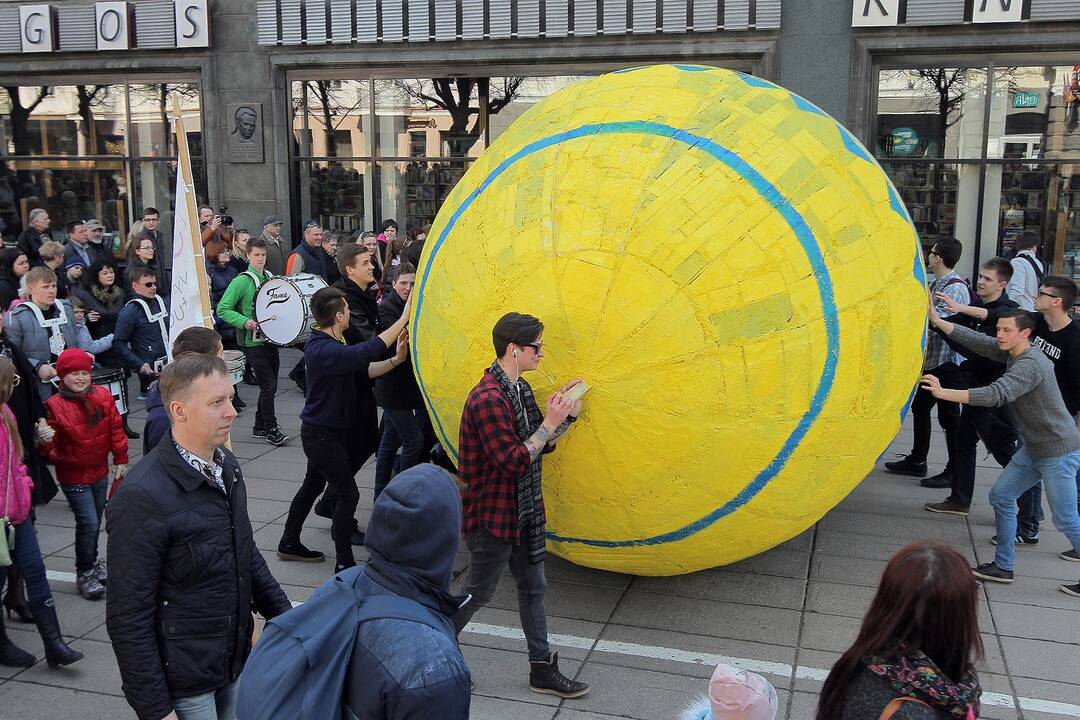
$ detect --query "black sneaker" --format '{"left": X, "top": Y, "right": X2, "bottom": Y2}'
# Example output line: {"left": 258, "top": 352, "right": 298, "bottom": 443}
{"left": 529, "top": 652, "right": 589, "bottom": 699}
{"left": 233, "top": 395, "right": 246, "bottom": 410}
{"left": 276, "top": 541, "right": 325, "bottom": 563}
{"left": 1060, "top": 549, "right": 1080, "bottom": 562}
{"left": 265, "top": 427, "right": 290, "bottom": 446}
{"left": 919, "top": 470, "right": 952, "bottom": 489}
{"left": 925, "top": 500, "right": 969, "bottom": 516}
{"left": 991, "top": 534, "right": 1039, "bottom": 546}
{"left": 972, "top": 562, "right": 1014, "bottom": 584}
{"left": 1061, "top": 582, "right": 1080, "bottom": 597}
{"left": 884, "top": 457, "right": 927, "bottom": 477}
{"left": 252, "top": 427, "right": 268, "bottom": 439}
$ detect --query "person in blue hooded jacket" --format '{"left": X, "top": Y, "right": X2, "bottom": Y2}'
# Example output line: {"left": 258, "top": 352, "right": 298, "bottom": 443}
{"left": 235, "top": 464, "right": 471, "bottom": 720}
{"left": 344, "top": 463, "right": 471, "bottom": 717}
{"left": 142, "top": 328, "right": 225, "bottom": 454}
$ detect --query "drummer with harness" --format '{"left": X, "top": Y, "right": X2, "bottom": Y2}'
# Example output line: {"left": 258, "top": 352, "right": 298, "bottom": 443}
{"left": 6, "top": 266, "right": 98, "bottom": 400}
{"left": 217, "top": 235, "right": 290, "bottom": 447}
{"left": 113, "top": 266, "right": 169, "bottom": 400}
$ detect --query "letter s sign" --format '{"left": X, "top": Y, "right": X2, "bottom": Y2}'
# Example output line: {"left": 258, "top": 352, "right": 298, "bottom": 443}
{"left": 19, "top": 5, "right": 55, "bottom": 53}
{"left": 175, "top": 0, "right": 210, "bottom": 48}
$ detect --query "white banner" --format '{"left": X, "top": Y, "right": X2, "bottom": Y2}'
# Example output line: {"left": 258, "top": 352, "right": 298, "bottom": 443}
{"left": 167, "top": 102, "right": 212, "bottom": 359}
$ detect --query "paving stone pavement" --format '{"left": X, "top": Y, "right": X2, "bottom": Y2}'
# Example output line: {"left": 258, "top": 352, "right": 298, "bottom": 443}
{"left": 2, "top": 350, "right": 1078, "bottom": 719}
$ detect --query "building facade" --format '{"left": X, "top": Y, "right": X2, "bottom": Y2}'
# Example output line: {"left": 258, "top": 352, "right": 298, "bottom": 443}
{"left": 0, "top": 0, "right": 1077, "bottom": 281}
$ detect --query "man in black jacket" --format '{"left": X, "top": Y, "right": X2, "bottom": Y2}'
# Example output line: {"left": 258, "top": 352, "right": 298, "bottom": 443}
{"left": 925, "top": 257, "right": 1020, "bottom": 515}
{"left": 17, "top": 208, "right": 51, "bottom": 267}
{"left": 313, "top": 243, "right": 388, "bottom": 537}
{"left": 105, "top": 353, "right": 291, "bottom": 720}
{"left": 373, "top": 263, "right": 430, "bottom": 499}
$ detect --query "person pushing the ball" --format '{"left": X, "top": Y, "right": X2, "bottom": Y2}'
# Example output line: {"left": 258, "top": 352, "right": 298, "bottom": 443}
{"left": 451, "top": 312, "right": 590, "bottom": 699}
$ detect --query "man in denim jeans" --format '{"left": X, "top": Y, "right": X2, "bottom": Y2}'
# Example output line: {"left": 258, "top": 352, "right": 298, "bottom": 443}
{"left": 451, "top": 313, "right": 590, "bottom": 698}
{"left": 1012, "top": 277, "right": 1080, "bottom": 547}
{"left": 924, "top": 307, "right": 1080, "bottom": 594}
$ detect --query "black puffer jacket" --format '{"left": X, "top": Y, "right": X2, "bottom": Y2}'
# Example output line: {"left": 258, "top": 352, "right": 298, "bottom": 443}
{"left": 105, "top": 434, "right": 291, "bottom": 720}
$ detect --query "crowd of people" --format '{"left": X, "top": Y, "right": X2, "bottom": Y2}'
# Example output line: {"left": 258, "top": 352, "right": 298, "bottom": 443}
{"left": 884, "top": 231, "right": 1080, "bottom": 596}
{"left": 0, "top": 206, "right": 1074, "bottom": 720}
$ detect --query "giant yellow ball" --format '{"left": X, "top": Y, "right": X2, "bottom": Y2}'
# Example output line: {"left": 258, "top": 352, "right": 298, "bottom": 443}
{"left": 410, "top": 65, "right": 927, "bottom": 576}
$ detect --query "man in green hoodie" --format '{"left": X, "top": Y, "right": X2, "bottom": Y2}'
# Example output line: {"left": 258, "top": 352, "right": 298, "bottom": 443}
{"left": 217, "top": 236, "right": 289, "bottom": 446}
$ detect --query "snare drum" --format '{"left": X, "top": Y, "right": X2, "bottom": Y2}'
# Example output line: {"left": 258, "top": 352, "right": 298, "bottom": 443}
{"left": 253, "top": 273, "right": 328, "bottom": 346}
{"left": 51, "top": 367, "right": 129, "bottom": 415}
{"left": 223, "top": 350, "right": 246, "bottom": 385}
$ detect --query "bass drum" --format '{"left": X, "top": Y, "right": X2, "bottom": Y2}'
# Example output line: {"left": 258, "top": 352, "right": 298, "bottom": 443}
{"left": 253, "top": 274, "right": 328, "bottom": 346}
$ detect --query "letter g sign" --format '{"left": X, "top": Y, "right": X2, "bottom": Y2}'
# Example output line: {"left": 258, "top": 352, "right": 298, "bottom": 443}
{"left": 19, "top": 5, "right": 55, "bottom": 53}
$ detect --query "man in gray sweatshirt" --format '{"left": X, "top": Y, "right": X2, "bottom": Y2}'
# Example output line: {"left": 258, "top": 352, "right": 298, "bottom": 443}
{"left": 924, "top": 306, "right": 1080, "bottom": 594}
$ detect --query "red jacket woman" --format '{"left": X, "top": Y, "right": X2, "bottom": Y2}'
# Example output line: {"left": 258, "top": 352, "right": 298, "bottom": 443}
{"left": 39, "top": 361, "right": 128, "bottom": 487}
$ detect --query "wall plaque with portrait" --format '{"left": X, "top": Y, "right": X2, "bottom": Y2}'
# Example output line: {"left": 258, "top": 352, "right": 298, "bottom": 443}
{"left": 227, "top": 103, "right": 264, "bottom": 163}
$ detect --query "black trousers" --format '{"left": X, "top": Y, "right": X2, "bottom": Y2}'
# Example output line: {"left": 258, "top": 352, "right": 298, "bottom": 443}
{"left": 910, "top": 362, "right": 966, "bottom": 467}
{"left": 282, "top": 424, "right": 358, "bottom": 566}
{"left": 242, "top": 344, "right": 279, "bottom": 432}
{"left": 949, "top": 404, "right": 1019, "bottom": 506}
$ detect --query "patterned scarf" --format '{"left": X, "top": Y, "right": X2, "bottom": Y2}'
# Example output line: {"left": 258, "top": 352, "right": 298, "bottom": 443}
{"left": 91, "top": 284, "right": 122, "bottom": 306}
{"left": 58, "top": 384, "right": 103, "bottom": 428}
{"left": 489, "top": 361, "right": 546, "bottom": 563}
{"left": 865, "top": 652, "right": 980, "bottom": 719}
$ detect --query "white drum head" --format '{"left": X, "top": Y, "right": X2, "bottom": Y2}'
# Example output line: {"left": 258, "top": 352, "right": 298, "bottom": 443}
{"left": 255, "top": 277, "right": 307, "bottom": 345}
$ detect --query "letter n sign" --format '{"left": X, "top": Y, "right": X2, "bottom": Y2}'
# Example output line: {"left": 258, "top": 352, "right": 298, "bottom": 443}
{"left": 96, "top": 2, "right": 131, "bottom": 51}
{"left": 852, "top": 0, "right": 899, "bottom": 27}
{"left": 973, "top": 0, "right": 1023, "bottom": 23}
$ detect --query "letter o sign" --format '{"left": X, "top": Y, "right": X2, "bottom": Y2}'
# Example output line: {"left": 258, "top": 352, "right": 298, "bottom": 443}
{"left": 96, "top": 2, "right": 130, "bottom": 51}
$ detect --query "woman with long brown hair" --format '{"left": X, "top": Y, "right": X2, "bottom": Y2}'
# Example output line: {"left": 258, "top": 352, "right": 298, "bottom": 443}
{"left": 0, "top": 357, "right": 83, "bottom": 669}
{"left": 816, "top": 542, "right": 981, "bottom": 720}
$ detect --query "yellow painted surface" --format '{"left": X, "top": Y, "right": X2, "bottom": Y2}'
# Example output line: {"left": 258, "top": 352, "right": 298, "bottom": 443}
{"left": 410, "top": 66, "right": 926, "bottom": 576}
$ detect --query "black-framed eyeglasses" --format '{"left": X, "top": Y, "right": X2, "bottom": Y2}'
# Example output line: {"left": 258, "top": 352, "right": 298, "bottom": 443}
{"left": 525, "top": 342, "right": 543, "bottom": 352}
{"left": 927, "top": 250, "right": 939, "bottom": 257}
{"left": 1038, "top": 291, "right": 1060, "bottom": 300}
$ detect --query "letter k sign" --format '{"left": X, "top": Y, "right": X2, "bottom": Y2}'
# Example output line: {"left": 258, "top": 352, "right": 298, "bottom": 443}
{"left": 852, "top": 0, "right": 900, "bottom": 27}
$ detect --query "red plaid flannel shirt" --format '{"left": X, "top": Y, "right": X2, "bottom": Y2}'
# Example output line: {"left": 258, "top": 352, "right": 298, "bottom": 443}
{"left": 459, "top": 369, "right": 543, "bottom": 543}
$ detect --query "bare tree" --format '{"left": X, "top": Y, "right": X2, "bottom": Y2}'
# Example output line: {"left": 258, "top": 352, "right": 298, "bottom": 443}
{"left": 389, "top": 77, "right": 526, "bottom": 156}
{"left": 130, "top": 83, "right": 201, "bottom": 156}
{"left": 75, "top": 84, "right": 113, "bottom": 154}
{"left": 2, "top": 86, "right": 49, "bottom": 157}
{"left": 294, "top": 80, "right": 366, "bottom": 157}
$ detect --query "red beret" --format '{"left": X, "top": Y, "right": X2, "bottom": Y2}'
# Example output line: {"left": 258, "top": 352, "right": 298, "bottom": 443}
{"left": 55, "top": 349, "right": 93, "bottom": 378}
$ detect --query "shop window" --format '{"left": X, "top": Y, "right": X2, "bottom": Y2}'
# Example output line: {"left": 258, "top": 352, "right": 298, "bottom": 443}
{"left": 875, "top": 68, "right": 987, "bottom": 160}
{"left": 0, "top": 80, "right": 203, "bottom": 245}
{"left": 293, "top": 80, "right": 369, "bottom": 159}
{"left": 295, "top": 160, "right": 368, "bottom": 236}
{"left": 128, "top": 83, "right": 200, "bottom": 158}
{"left": 374, "top": 78, "right": 484, "bottom": 159}
{"left": 409, "top": 131, "right": 426, "bottom": 158}
{"left": 987, "top": 65, "right": 1080, "bottom": 161}
{"left": 378, "top": 160, "right": 468, "bottom": 237}
{"left": 983, "top": 164, "right": 1079, "bottom": 273}
{"left": 880, "top": 161, "right": 979, "bottom": 257}
{"left": 487, "top": 75, "right": 593, "bottom": 145}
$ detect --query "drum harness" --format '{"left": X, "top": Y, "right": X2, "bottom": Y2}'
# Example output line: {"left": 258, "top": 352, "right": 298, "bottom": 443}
{"left": 126, "top": 295, "right": 169, "bottom": 364}
{"left": 20, "top": 300, "right": 70, "bottom": 357}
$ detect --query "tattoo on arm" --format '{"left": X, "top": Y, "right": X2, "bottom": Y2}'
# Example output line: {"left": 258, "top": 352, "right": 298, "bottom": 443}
{"left": 526, "top": 425, "right": 553, "bottom": 460}
{"left": 548, "top": 417, "right": 573, "bottom": 444}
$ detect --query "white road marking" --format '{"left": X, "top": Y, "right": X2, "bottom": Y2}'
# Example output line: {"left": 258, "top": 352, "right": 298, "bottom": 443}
{"left": 46, "top": 571, "right": 1080, "bottom": 717}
